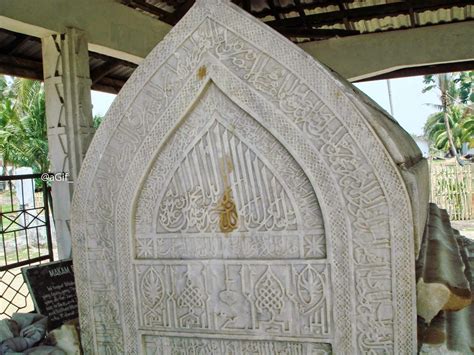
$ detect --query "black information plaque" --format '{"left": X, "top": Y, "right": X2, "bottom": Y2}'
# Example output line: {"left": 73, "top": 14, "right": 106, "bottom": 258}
{"left": 22, "top": 259, "right": 78, "bottom": 330}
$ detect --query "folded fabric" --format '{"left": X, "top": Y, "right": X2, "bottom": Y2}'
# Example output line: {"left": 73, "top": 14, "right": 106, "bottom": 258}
{"left": 0, "top": 313, "right": 47, "bottom": 354}
{"left": 0, "top": 321, "right": 17, "bottom": 343}
{"left": 24, "top": 345, "right": 66, "bottom": 354}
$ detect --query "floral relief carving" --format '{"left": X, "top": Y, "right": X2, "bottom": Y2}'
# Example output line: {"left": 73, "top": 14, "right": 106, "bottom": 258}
{"left": 135, "top": 262, "right": 331, "bottom": 338}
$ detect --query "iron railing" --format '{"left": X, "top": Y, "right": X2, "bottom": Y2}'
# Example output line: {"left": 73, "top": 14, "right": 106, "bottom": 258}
{"left": 0, "top": 173, "right": 54, "bottom": 317}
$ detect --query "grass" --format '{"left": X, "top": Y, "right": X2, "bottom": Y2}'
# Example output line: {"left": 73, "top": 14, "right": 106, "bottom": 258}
{"left": 1, "top": 203, "right": 22, "bottom": 242}
{"left": 1, "top": 245, "right": 48, "bottom": 267}
{"left": 0, "top": 190, "right": 47, "bottom": 264}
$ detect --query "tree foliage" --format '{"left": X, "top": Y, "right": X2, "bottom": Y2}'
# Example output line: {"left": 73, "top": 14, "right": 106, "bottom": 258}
{"left": 424, "top": 106, "right": 472, "bottom": 151}
{"left": 0, "top": 76, "right": 49, "bottom": 173}
{"left": 93, "top": 114, "right": 104, "bottom": 129}
{"left": 423, "top": 72, "right": 473, "bottom": 158}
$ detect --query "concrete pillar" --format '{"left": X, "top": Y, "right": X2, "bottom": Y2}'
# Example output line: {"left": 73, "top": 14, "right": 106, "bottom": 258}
{"left": 42, "top": 28, "right": 95, "bottom": 259}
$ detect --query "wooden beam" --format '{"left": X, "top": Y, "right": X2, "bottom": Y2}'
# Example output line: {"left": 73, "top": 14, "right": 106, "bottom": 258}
{"left": 356, "top": 61, "right": 474, "bottom": 82}
{"left": 0, "top": 63, "right": 42, "bottom": 80}
{"left": 1, "top": 0, "right": 171, "bottom": 62}
{"left": 276, "top": 27, "right": 359, "bottom": 38}
{"left": 0, "top": 28, "right": 134, "bottom": 93}
{"left": 252, "top": 0, "right": 355, "bottom": 18}
{"left": 293, "top": 0, "right": 308, "bottom": 28}
{"left": 91, "top": 82, "right": 121, "bottom": 94}
{"left": 265, "top": 0, "right": 472, "bottom": 28}
{"left": 88, "top": 51, "right": 137, "bottom": 69}
{"left": 170, "top": 0, "right": 195, "bottom": 24}
{"left": 93, "top": 76, "right": 127, "bottom": 93}
{"left": 0, "top": 29, "right": 137, "bottom": 70}
{"left": 267, "top": 0, "right": 284, "bottom": 25}
{"left": 0, "top": 33, "right": 31, "bottom": 55}
{"left": 242, "top": 0, "right": 251, "bottom": 13}
{"left": 0, "top": 52, "right": 43, "bottom": 81}
{"left": 0, "top": 60, "right": 127, "bottom": 94}
{"left": 337, "top": 1, "right": 353, "bottom": 31}
{"left": 0, "top": 53, "right": 42, "bottom": 71}
{"left": 90, "top": 60, "right": 122, "bottom": 84}
{"left": 124, "top": 0, "right": 175, "bottom": 25}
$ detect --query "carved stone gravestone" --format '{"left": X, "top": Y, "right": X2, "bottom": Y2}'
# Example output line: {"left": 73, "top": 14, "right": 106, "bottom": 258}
{"left": 71, "top": 0, "right": 429, "bottom": 353}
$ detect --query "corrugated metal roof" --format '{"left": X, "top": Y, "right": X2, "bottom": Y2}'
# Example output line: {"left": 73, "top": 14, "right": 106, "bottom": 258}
{"left": 275, "top": 1, "right": 474, "bottom": 43}
{"left": 1, "top": 1, "right": 472, "bottom": 93}
{"left": 121, "top": 0, "right": 474, "bottom": 43}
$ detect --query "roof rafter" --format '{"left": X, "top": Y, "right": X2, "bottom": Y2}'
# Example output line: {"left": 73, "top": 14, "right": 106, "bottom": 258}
{"left": 251, "top": 0, "right": 355, "bottom": 18}
{"left": 169, "top": 0, "right": 196, "bottom": 24}
{"left": 122, "top": 0, "right": 176, "bottom": 25}
{"left": 0, "top": 28, "right": 136, "bottom": 94}
{"left": 265, "top": 0, "right": 472, "bottom": 28}
{"left": 293, "top": 0, "right": 309, "bottom": 28}
{"left": 356, "top": 61, "right": 474, "bottom": 82}
{"left": 0, "top": 54, "right": 42, "bottom": 81}
{"left": 275, "top": 27, "right": 359, "bottom": 39}
{"left": 337, "top": 1, "right": 354, "bottom": 31}
{"left": 1, "top": 33, "right": 31, "bottom": 55}
{"left": 90, "top": 60, "right": 122, "bottom": 84}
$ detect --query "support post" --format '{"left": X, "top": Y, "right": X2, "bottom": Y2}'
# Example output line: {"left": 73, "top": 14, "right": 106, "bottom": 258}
{"left": 42, "top": 28, "right": 95, "bottom": 259}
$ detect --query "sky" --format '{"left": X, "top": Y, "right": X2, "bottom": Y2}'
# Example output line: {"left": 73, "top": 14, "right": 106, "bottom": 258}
{"left": 91, "top": 75, "right": 441, "bottom": 137}
{"left": 354, "top": 76, "right": 439, "bottom": 136}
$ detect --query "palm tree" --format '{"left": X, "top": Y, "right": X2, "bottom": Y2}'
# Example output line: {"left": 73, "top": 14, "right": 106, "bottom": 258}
{"left": 0, "top": 76, "right": 10, "bottom": 101}
{"left": 423, "top": 72, "right": 473, "bottom": 164}
{"left": 462, "top": 112, "right": 474, "bottom": 133}
{"left": 424, "top": 105, "right": 473, "bottom": 152}
{"left": 14, "top": 80, "right": 48, "bottom": 172}
{"left": 0, "top": 95, "right": 23, "bottom": 174}
{"left": 0, "top": 76, "right": 49, "bottom": 173}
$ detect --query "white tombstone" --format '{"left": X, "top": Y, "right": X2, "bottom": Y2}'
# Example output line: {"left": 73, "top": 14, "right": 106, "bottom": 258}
{"left": 15, "top": 167, "right": 34, "bottom": 207}
{"left": 71, "top": 0, "right": 429, "bottom": 353}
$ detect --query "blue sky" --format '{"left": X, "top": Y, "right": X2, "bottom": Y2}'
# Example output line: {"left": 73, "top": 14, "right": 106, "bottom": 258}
{"left": 355, "top": 76, "right": 439, "bottom": 136}
{"left": 91, "top": 75, "right": 440, "bottom": 136}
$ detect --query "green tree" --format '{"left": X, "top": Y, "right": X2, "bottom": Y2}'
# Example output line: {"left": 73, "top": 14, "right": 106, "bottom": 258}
{"left": 462, "top": 112, "right": 474, "bottom": 133}
{"left": 423, "top": 72, "right": 473, "bottom": 162}
{"left": 424, "top": 105, "right": 472, "bottom": 151}
{"left": 16, "top": 80, "right": 48, "bottom": 172}
{"left": 93, "top": 114, "right": 104, "bottom": 129}
{"left": 0, "top": 95, "right": 23, "bottom": 174}
{"left": 456, "top": 71, "right": 474, "bottom": 104}
{"left": 0, "top": 76, "right": 49, "bottom": 173}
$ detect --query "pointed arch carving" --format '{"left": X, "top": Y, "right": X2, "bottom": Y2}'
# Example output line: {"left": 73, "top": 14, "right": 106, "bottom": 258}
{"left": 72, "top": 1, "right": 418, "bottom": 354}
{"left": 135, "top": 85, "right": 324, "bottom": 260}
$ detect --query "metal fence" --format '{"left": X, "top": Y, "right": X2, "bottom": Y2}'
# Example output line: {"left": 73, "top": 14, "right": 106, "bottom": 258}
{"left": 0, "top": 173, "right": 54, "bottom": 317}
{"left": 430, "top": 162, "right": 474, "bottom": 221}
